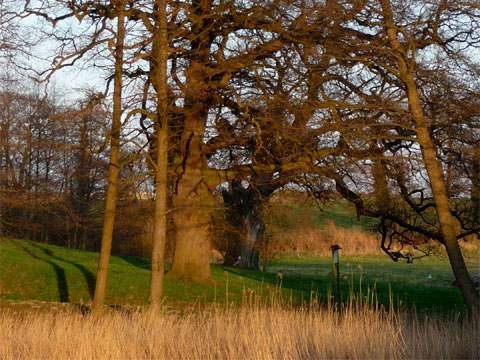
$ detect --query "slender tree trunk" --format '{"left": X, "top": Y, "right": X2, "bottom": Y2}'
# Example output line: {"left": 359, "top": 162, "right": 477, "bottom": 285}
{"left": 91, "top": 0, "right": 125, "bottom": 314}
{"left": 410, "top": 87, "right": 480, "bottom": 314}
{"left": 472, "top": 146, "right": 480, "bottom": 223}
{"left": 381, "top": 0, "right": 480, "bottom": 315}
{"left": 149, "top": 0, "right": 169, "bottom": 313}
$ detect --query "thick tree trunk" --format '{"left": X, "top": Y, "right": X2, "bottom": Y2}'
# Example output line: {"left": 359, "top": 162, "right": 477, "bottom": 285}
{"left": 149, "top": 0, "right": 169, "bottom": 313}
{"left": 381, "top": 0, "right": 480, "bottom": 315}
{"left": 169, "top": 0, "right": 216, "bottom": 281}
{"left": 238, "top": 213, "right": 262, "bottom": 270}
{"left": 222, "top": 180, "right": 246, "bottom": 266}
{"left": 91, "top": 0, "right": 125, "bottom": 314}
{"left": 222, "top": 200, "right": 243, "bottom": 266}
{"left": 222, "top": 180, "right": 264, "bottom": 270}
{"left": 171, "top": 127, "right": 213, "bottom": 281}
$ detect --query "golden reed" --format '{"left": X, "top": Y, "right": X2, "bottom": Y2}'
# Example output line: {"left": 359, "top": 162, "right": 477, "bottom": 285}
{"left": 1, "top": 303, "right": 478, "bottom": 359}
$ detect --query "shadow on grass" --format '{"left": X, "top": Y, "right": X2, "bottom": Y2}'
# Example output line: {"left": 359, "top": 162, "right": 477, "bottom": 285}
{"left": 118, "top": 255, "right": 151, "bottom": 270}
{"left": 19, "top": 245, "right": 70, "bottom": 302}
{"left": 119, "top": 255, "right": 173, "bottom": 274}
{"left": 224, "top": 266, "right": 331, "bottom": 299}
{"left": 223, "top": 263, "right": 465, "bottom": 313}
{"left": 23, "top": 241, "right": 96, "bottom": 300}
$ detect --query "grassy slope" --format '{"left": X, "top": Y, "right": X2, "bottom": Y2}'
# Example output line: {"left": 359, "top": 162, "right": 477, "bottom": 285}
{"left": 318, "top": 201, "right": 379, "bottom": 230}
{"left": 269, "top": 199, "right": 378, "bottom": 233}
{"left": 1, "top": 238, "right": 478, "bottom": 313}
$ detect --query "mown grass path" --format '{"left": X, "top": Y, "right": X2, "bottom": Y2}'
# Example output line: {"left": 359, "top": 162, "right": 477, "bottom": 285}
{"left": 1, "top": 238, "right": 478, "bottom": 313}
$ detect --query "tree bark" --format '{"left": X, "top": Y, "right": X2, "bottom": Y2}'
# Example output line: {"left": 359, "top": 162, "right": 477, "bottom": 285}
{"left": 171, "top": 124, "right": 213, "bottom": 281}
{"left": 169, "top": 0, "right": 215, "bottom": 281}
{"left": 472, "top": 146, "right": 480, "bottom": 224}
{"left": 91, "top": 0, "right": 125, "bottom": 314}
{"left": 238, "top": 212, "right": 262, "bottom": 270}
{"left": 222, "top": 181, "right": 244, "bottom": 266}
{"left": 149, "top": 0, "right": 169, "bottom": 313}
{"left": 381, "top": 0, "right": 480, "bottom": 315}
{"left": 222, "top": 180, "right": 264, "bottom": 270}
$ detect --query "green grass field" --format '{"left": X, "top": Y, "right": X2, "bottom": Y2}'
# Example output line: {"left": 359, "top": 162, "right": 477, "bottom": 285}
{"left": 0, "top": 238, "right": 269, "bottom": 307}
{"left": 1, "top": 238, "right": 478, "bottom": 313}
{"left": 262, "top": 255, "right": 479, "bottom": 313}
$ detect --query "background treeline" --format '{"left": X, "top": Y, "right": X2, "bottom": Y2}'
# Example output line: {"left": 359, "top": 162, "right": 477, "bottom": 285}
{"left": 0, "top": 85, "right": 151, "bottom": 254}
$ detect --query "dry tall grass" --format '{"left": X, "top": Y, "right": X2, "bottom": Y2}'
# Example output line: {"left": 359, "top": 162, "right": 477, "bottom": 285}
{"left": 268, "top": 220, "right": 479, "bottom": 256}
{"left": 269, "top": 220, "right": 380, "bottom": 256}
{"left": 1, "top": 304, "right": 478, "bottom": 360}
